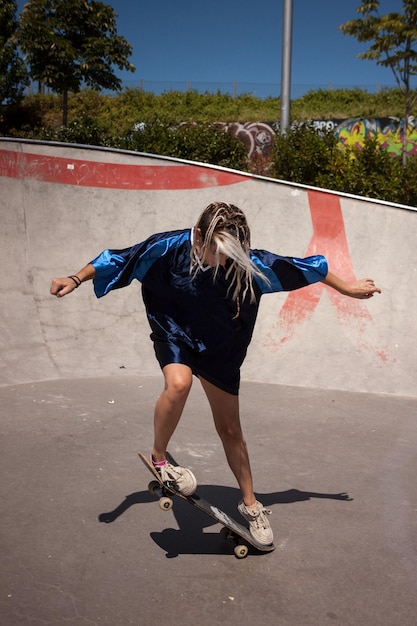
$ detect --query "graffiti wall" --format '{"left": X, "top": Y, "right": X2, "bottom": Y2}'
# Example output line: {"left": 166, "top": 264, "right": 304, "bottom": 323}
{"left": 333, "top": 117, "right": 417, "bottom": 157}
{"left": 218, "top": 117, "right": 417, "bottom": 170}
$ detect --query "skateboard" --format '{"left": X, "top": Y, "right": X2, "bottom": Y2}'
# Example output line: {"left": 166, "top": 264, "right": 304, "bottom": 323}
{"left": 138, "top": 451, "right": 275, "bottom": 558}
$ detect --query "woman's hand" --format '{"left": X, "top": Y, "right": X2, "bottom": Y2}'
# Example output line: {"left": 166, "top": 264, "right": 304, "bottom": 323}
{"left": 50, "top": 264, "right": 95, "bottom": 298}
{"left": 342, "top": 278, "right": 382, "bottom": 299}
{"left": 322, "top": 272, "right": 381, "bottom": 299}
{"left": 50, "top": 277, "right": 78, "bottom": 298}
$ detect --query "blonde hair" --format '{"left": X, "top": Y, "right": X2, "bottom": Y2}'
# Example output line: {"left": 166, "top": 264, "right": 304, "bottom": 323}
{"left": 191, "top": 202, "right": 268, "bottom": 314}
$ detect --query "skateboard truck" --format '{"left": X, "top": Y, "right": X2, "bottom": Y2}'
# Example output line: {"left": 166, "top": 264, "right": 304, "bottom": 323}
{"left": 148, "top": 479, "right": 174, "bottom": 511}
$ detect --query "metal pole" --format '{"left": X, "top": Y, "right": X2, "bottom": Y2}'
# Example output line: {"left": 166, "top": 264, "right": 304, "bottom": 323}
{"left": 280, "top": 0, "right": 293, "bottom": 134}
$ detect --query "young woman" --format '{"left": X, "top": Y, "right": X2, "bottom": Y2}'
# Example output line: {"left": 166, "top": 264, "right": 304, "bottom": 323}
{"left": 50, "top": 201, "right": 381, "bottom": 545}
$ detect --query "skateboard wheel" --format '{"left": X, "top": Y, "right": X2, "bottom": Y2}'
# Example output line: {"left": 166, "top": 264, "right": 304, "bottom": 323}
{"left": 159, "top": 496, "right": 173, "bottom": 511}
{"left": 148, "top": 480, "right": 160, "bottom": 495}
{"left": 234, "top": 544, "right": 249, "bottom": 559}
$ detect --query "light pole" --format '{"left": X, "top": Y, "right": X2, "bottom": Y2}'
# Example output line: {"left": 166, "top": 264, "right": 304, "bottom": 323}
{"left": 280, "top": 0, "right": 293, "bottom": 134}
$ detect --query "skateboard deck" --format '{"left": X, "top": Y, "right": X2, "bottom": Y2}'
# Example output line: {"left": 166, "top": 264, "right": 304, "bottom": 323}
{"left": 138, "top": 451, "right": 275, "bottom": 558}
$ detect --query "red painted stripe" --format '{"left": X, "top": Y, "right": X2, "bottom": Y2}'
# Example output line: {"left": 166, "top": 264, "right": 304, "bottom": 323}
{"left": 264, "top": 190, "right": 378, "bottom": 353}
{"left": 0, "top": 149, "right": 246, "bottom": 190}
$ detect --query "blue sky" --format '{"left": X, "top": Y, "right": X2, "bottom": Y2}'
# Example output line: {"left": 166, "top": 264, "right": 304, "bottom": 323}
{"left": 16, "top": 0, "right": 410, "bottom": 98}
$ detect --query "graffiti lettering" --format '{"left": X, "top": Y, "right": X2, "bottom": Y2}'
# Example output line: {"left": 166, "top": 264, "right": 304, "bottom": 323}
{"left": 310, "top": 120, "right": 337, "bottom": 132}
{"left": 224, "top": 122, "right": 275, "bottom": 159}
{"left": 335, "top": 117, "right": 417, "bottom": 157}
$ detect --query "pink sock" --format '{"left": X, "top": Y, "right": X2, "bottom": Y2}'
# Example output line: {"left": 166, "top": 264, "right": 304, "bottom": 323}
{"left": 151, "top": 456, "right": 167, "bottom": 468}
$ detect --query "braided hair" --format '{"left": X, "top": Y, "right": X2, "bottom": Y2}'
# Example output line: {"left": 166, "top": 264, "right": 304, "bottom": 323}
{"left": 191, "top": 202, "right": 269, "bottom": 315}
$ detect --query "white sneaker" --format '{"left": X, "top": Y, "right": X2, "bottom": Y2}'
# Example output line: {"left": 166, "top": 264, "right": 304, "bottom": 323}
{"left": 238, "top": 500, "right": 273, "bottom": 545}
{"left": 155, "top": 460, "right": 197, "bottom": 497}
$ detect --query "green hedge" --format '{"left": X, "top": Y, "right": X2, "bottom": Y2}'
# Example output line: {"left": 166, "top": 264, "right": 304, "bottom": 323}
{"left": 2, "top": 88, "right": 416, "bottom": 205}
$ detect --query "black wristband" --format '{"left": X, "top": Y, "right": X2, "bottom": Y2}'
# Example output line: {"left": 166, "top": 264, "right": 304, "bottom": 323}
{"left": 68, "top": 275, "right": 81, "bottom": 288}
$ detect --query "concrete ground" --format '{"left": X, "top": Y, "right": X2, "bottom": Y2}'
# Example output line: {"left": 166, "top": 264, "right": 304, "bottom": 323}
{"left": 1, "top": 375, "right": 416, "bottom": 626}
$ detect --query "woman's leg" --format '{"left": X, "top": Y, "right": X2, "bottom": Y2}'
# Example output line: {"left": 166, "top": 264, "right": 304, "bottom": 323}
{"left": 152, "top": 363, "right": 193, "bottom": 462}
{"left": 199, "top": 376, "right": 256, "bottom": 507}
{"left": 199, "top": 376, "right": 273, "bottom": 545}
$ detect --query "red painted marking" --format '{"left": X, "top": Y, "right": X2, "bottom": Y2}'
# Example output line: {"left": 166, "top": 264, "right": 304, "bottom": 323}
{"left": 264, "top": 191, "right": 392, "bottom": 362}
{"left": 0, "top": 149, "right": 245, "bottom": 190}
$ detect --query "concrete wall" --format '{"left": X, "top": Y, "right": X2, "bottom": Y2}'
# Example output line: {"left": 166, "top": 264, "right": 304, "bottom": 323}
{"left": 1, "top": 139, "right": 415, "bottom": 396}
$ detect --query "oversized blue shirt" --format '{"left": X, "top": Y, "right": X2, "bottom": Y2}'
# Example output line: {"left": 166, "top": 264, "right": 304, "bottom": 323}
{"left": 91, "top": 228, "right": 328, "bottom": 390}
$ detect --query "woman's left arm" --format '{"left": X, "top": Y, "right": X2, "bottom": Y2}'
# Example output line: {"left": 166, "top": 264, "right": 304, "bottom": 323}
{"left": 322, "top": 271, "right": 381, "bottom": 300}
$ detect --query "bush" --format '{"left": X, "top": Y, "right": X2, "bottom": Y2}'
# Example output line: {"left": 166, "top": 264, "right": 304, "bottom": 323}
{"left": 269, "top": 123, "right": 340, "bottom": 184}
{"left": 269, "top": 125, "right": 413, "bottom": 205}
{"left": 2, "top": 88, "right": 416, "bottom": 205}
{"left": 340, "top": 137, "right": 403, "bottom": 202}
{"left": 124, "top": 120, "right": 248, "bottom": 170}
{"left": 54, "top": 116, "right": 107, "bottom": 145}
{"left": 400, "top": 154, "right": 417, "bottom": 206}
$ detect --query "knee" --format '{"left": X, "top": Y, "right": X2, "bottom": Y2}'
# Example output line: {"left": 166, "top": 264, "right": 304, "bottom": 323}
{"left": 216, "top": 421, "right": 244, "bottom": 444}
{"left": 165, "top": 371, "right": 193, "bottom": 402}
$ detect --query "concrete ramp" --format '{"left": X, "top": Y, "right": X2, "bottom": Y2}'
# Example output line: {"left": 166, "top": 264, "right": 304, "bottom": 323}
{"left": 1, "top": 139, "right": 417, "bottom": 625}
{"left": 1, "top": 138, "right": 415, "bottom": 396}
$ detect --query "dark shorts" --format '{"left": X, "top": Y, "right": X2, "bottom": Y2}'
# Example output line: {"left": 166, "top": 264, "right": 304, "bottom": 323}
{"left": 153, "top": 339, "right": 240, "bottom": 396}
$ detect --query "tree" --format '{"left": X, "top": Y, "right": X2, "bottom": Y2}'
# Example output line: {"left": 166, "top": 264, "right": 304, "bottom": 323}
{"left": 16, "top": 0, "right": 135, "bottom": 125}
{"left": 340, "top": 0, "right": 417, "bottom": 165}
{"left": 0, "top": 0, "right": 29, "bottom": 106}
